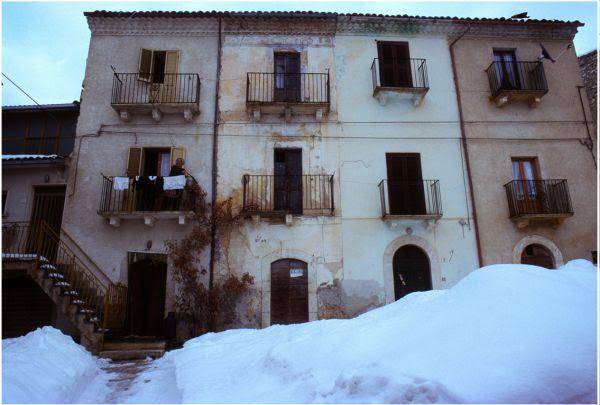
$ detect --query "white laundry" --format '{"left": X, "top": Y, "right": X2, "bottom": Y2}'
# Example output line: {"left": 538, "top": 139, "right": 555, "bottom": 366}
{"left": 163, "top": 175, "right": 186, "bottom": 190}
{"left": 113, "top": 176, "right": 130, "bottom": 191}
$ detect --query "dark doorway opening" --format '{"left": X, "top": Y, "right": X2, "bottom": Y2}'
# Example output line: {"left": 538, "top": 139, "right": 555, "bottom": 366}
{"left": 2, "top": 274, "right": 54, "bottom": 338}
{"left": 393, "top": 245, "right": 432, "bottom": 300}
{"left": 274, "top": 52, "right": 301, "bottom": 102}
{"left": 274, "top": 148, "right": 302, "bottom": 214}
{"left": 377, "top": 41, "right": 413, "bottom": 87}
{"left": 27, "top": 185, "right": 66, "bottom": 257}
{"left": 126, "top": 253, "right": 167, "bottom": 337}
{"left": 270, "top": 259, "right": 308, "bottom": 325}
{"left": 386, "top": 153, "right": 426, "bottom": 215}
{"left": 521, "top": 244, "right": 554, "bottom": 269}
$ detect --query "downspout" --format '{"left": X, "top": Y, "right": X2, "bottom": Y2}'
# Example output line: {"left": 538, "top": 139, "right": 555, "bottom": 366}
{"left": 208, "top": 16, "right": 223, "bottom": 322}
{"left": 68, "top": 126, "right": 104, "bottom": 198}
{"left": 449, "top": 29, "right": 484, "bottom": 267}
{"left": 576, "top": 85, "right": 596, "bottom": 167}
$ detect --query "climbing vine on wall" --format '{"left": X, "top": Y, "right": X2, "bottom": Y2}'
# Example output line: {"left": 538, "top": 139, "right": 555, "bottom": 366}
{"left": 165, "top": 181, "right": 254, "bottom": 338}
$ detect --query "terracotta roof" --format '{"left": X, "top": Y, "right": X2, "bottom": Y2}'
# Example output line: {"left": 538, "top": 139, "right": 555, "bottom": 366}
{"left": 83, "top": 10, "right": 583, "bottom": 26}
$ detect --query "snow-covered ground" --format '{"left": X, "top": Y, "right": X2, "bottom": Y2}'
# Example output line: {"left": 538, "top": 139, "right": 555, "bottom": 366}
{"left": 2, "top": 260, "right": 597, "bottom": 403}
{"left": 2, "top": 327, "right": 110, "bottom": 403}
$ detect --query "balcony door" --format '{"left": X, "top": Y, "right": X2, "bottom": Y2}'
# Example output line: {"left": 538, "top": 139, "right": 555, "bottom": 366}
{"left": 512, "top": 158, "right": 544, "bottom": 213}
{"left": 274, "top": 149, "right": 302, "bottom": 214}
{"left": 274, "top": 52, "right": 300, "bottom": 102}
{"left": 494, "top": 50, "right": 521, "bottom": 90}
{"left": 386, "top": 153, "right": 426, "bottom": 215}
{"left": 377, "top": 41, "right": 412, "bottom": 88}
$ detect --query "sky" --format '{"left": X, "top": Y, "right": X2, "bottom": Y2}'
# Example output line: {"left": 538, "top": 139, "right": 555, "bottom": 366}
{"left": 2, "top": 1, "right": 597, "bottom": 106}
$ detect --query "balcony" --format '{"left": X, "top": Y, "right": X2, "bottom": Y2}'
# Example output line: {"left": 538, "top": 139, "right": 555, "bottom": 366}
{"left": 378, "top": 179, "right": 442, "bottom": 229}
{"left": 371, "top": 58, "right": 429, "bottom": 106}
{"left": 97, "top": 175, "right": 196, "bottom": 227}
{"left": 246, "top": 72, "right": 330, "bottom": 121}
{"left": 504, "top": 179, "right": 573, "bottom": 228}
{"left": 242, "top": 174, "right": 334, "bottom": 222}
{"left": 111, "top": 73, "right": 200, "bottom": 122}
{"left": 486, "top": 61, "right": 548, "bottom": 107}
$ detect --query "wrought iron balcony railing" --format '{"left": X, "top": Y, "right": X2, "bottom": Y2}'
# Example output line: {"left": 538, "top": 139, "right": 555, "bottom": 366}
{"left": 98, "top": 175, "right": 196, "bottom": 214}
{"left": 378, "top": 179, "right": 442, "bottom": 218}
{"left": 2, "top": 221, "right": 35, "bottom": 258}
{"left": 246, "top": 72, "right": 330, "bottom": 104}
{"left": 242, "top": 174, "right": 334, "bottom": 216}
{"left": 504, "top": 179, "right": 573, "bottom": 218}
{"left": 371, "top": 58, "right": 429, "bottom": 91}
{"left": 111, "top": 73, "right": 200, "bottom": 105}
{"left": 486, "top": 61, "right": 548, "bottom": 98}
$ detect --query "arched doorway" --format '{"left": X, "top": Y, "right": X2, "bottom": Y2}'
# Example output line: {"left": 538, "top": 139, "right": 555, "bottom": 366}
{"left": 270, "top": 259, "right": 308, "bottom": 325}
{"left": 521, "top": 244, "right": 554, "bottom": 269}
{"left": 393, "top": 245, "right": 432, "bottom": 300}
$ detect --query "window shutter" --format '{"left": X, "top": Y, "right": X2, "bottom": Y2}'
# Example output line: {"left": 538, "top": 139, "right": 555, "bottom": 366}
{"left": 138, "top": 49, "right": 153, "bottom": 82}
{"left": 165, "top": 51, "right": 179, "bottom": 75}
{"left": 126, "top": 147, "right": 143, "bottom": 176}
{"left": 170, "top": 147, "right": 186, "bottom": 167}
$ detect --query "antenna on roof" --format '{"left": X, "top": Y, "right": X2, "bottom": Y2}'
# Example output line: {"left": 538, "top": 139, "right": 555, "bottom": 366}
{"left": 510, "top": 12, "right": 529, "bottom": 19}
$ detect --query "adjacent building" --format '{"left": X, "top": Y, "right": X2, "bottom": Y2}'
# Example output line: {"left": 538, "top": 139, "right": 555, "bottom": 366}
{"left": 2, "top": 11, "right": 596, "bottom": 353}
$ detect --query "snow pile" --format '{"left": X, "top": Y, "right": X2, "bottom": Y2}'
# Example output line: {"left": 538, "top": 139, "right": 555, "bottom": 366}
{"left": 128, "top": 260, "right": 596, "bottom": 403}
{"left": 2, "top": 327, "right": 109, "bottom": 404}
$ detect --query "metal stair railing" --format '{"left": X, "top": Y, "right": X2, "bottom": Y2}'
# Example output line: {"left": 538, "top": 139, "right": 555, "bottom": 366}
{"left": 34, "top": 221, "right": 127, "bottom": 330}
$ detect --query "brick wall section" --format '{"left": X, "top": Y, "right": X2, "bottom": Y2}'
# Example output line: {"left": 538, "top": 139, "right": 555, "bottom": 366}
{"left": 578, "top": 50, "right": 597, "bottom": 120}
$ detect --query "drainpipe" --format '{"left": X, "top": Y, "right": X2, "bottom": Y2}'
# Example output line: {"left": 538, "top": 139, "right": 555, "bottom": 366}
{"left": 208, "top": 16, "right": 223, "bottom": 326}
{"left": 576, "top": 85, "right": 596, "bottom": 168}
{"left": 68, "top": 126, "right": 104, "bottom": 198}
{"left": 449, "top": 29, "right": 484, "bottom": 268}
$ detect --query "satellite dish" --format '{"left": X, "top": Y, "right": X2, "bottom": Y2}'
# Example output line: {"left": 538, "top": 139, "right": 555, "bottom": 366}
{"left": 510, "top": 12, "right": 529, "bottom": 19}
{"left": 538, "top": 42, "right": 573, "bottom": 63}
{"left": 538, "top": 43, "right": 556, "bottom": 63}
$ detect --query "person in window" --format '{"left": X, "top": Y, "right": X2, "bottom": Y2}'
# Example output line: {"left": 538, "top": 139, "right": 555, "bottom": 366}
{"left": 161, "top": 158, "right": 188, "bottom": 210}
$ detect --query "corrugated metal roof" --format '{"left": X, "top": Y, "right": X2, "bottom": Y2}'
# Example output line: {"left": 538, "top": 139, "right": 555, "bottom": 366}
{"left": 2, "top": 103, "right": 79, "bottom": 112}
{"left": 83, "top": 10, "right": 583, "bottom": 26}
{"left": 2, "top": 154, "right": 62, "bottom": 161}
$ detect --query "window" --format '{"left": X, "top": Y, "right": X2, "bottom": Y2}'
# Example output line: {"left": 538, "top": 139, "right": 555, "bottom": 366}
{"left": 493, "top": 49, "right": 520, "bottom": 90}
{"left": 138, "top": 49, "right": 179, "bottom": 84}
{"left": 126, "top": 147, "right": 186, "bottom": 177}
{"left": 274, "top": 52, "right": 300, "bottom": 102}
{"left": 377, "top": 41, "right": 412, "bottom": 87}
{"left": 512, "top": 157, "right": 539, "bottom": 198}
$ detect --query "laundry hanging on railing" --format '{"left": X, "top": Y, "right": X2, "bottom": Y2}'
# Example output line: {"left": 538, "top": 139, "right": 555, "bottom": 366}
{"left": 163, "top": 175, "right": 186, "bottom": 190}
{"left": 113, "top": 176, "right": 130, "bottom": 191}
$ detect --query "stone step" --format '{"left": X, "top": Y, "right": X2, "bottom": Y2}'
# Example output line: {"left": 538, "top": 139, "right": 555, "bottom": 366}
{"left": 98, "top": 349, "right": 165, "bottom": 361}
{"left": 102, "top": 340, "right": 166, "bottom": 351}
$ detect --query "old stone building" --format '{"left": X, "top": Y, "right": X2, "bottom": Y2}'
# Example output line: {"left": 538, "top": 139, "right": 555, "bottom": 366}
{"left": 2, "top": 11, "right": 596, "bottom": 355}
{"left": 579, "top": 49, "right": 597, "bottom": 121}
{"left": 452, "top": 20, "right": 597, "bottom": 268}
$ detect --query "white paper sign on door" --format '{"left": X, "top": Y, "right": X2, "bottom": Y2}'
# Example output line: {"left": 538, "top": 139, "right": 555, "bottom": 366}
{"left": 290, "top": 268, "right": 304, "bottom": 278}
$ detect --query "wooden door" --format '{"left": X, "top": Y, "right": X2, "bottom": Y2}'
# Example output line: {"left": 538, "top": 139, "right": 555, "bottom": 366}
{"left": 512, "top": 158, "right": 544, "bottom": 213}
{"left": 270, "top": 259, "right": 308, "bottom": 325}
{"left": 127, "top": 258, "right": 167, "bottom": 337}
{"left": 377, "top": 41, "right": 412, "bottom": 87}
{"left": 493, "top": 50, "right": 520, "bottom": 90}
{"left": 521, "top": 244, "right": 554, "bottom": 269}
{"left": 386, "top": 154, "right": 426, "bottom": 215}
{"left": 274, "top": 53, "right": 301, "bottom": 102}
{"left": 393, "top": 245, "right": 432, "bottom": 300}
{"left": 28, "top": 185, "right": 66, "bottom": 256}
{"left": 274, "top": 149, "right": 302, "bottom": 214}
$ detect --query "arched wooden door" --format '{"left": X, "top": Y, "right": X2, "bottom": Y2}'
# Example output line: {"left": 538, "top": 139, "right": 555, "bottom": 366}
{"left": 521, "top": 244, "right": 554, "bottom": 269}
{"left": 270, "top": 259, "right": 308, "bottom": 325}
{"left": 393, "top": 245, "right": 432, "bottom": 300}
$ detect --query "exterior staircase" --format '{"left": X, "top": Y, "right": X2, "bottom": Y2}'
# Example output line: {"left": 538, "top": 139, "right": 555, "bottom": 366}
{"left": 2, "top": 221, "right": 127, "bottom": 354}
{"left": 99, "top": 340, "right": 166, "bottom": 360}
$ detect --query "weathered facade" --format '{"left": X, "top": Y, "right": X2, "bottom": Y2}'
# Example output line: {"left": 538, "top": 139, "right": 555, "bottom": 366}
{"left": 452, "top": 22, "right": 597, "bottom": 267}
{"left": 2, "top": 103, "right": 80, "bottom": 340}
{"left": 579, "top": 49, "right": 597, "bottom": 121}
{"left": 10, "top": 11, "right": 593, "bottom": 349}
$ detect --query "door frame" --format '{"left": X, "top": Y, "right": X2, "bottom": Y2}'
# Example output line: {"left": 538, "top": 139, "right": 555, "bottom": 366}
{"left": 385, "top": 153, "right": 426, "bottom": 215}
{"left": 392, "top": 245, "right": 432, "bottom": 301}
{"left": 270, "top": 258, "right": 309, "bottom": 325}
